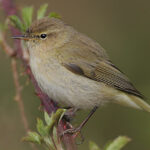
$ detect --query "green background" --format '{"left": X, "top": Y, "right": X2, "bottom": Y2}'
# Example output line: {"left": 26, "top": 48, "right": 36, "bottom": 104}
{"left": 0, "top": 0, "right": 150, "bottom": 150}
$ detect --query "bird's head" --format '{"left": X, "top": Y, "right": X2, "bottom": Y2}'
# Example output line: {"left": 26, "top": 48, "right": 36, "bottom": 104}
{"left": 13, "top": 17, "right": 73, "bottom": 52}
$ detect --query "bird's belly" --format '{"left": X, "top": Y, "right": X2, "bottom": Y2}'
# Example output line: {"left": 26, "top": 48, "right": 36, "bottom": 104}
{"left": 30, "top": 59, "right": 111, "bottom": 109}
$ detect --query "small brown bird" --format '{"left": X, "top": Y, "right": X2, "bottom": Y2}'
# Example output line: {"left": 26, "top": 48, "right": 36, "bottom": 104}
{"left": 13, "top": 17, "right": 150, "bottom": 133}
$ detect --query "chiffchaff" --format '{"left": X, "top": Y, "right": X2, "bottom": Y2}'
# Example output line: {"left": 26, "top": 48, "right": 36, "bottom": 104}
{"left": 13, "top": 17, "right": 150, "bottom": 133}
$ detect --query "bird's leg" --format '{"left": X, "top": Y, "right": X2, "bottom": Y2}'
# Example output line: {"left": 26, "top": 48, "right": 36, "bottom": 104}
{"left": 62, "top": 106, "right": 98, "bottom": 135}
{"left": 63, "top": 107, "right": 79, "bottom": 122}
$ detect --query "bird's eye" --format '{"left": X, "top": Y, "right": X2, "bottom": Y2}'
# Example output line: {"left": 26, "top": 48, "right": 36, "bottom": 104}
{"left": 40, "top": 34, "right": 47, "bottom": 39}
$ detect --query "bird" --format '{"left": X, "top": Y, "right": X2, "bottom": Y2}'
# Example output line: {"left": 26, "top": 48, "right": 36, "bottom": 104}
{"left": 13, "top": 17, "right": 150, "bottom": 133}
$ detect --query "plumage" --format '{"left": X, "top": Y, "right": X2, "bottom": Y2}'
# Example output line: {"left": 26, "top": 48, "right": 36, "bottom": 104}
{"left": 57, "top": 31, "right": 143, "bottom": 99}
{"left": 23, "top": 17, "right": 150, "bottom": 112}
{"left": 64, "top": 62, "right": 143, "bottom": 99}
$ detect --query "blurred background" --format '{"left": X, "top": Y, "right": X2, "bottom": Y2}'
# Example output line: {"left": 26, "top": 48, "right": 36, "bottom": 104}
{"left": 0, "top": 0, "right": 150, "bottom": 149}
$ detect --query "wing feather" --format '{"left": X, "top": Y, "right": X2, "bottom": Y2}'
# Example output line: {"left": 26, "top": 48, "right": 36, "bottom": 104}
{"left": 64, "top": 61, "right": 143, "bottom": 99}
{"left": 58, "top": 32, "right": 143, "bottom": 99}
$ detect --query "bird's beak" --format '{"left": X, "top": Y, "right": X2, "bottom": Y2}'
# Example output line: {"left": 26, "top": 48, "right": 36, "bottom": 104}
{"left": 12, "top": 35, "right": 31, "bottom": 41}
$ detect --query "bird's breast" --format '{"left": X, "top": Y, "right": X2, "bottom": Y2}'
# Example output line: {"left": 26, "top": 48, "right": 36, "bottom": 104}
{"left": 29, "top": 56, "right": 111, "bottom": 109}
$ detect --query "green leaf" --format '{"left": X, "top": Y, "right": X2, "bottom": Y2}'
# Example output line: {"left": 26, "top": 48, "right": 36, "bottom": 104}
{"left": 37, "top": 118, "right": 48, "bottom": 136}
{"left": 9, "top": 15, "right": 25, "bottom": 31}
{"left": 53, "top": 126, "right": 58, "bottom": 144}
{"left": 49, "top": 12, "right": 61, "bottom": 19}
{"left": 45, "top": 109, "right": 66, "bottom": 132}
{"left": 54, "top": 109, "right": 66, "bottom": 122}
{"left": 58, "top": 109, "right": 66, "bottom": 123}
{"left": 37, "top": 3, "right": 48, "bottom": 20}
{"left": 104, "top": 136, "right": 131, "bottom": 150}
{"left": 22, "top": 131, "right": 41, "bottom": 144}
{"left": 43, "top": 136, "right": 55, "bottom": 150}
{"left": 89, "top": 141, "right": 101, "bottom": 150}
{"left": 51, "top": 109, "right": 66, "bottom": 126}
{"left": 22, "top": 6, "right": 33, "bottom": 29}
{"left": 44, "top": 111, "right": 52, "bottom": 126}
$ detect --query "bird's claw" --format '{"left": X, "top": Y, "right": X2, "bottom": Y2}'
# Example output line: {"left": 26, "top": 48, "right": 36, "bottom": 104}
{"left": 60, "top": 127, "right": 84, "bottom": 145}
{"left": 61, "top": 127, "right": 81, "bottom": 136}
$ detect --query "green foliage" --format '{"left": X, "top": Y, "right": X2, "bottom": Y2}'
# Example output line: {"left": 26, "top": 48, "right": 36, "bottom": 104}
{"left": 21, "top": 6, "right": 33, "bottom": 29}
{"left": 89, "top": 141, "right": 101, "bottom": 150}
{"left": 22, "top": 132, "right": 41, "bottom": 144}
{"left": 44, "top": 109, "right": 66, "bottom": 132}
{"left": 22, "top": 109, "right": 66, "bottom": 150}
{"left": 9, "top": 3, "right": 61, "bottom": 33}
{"left": 104, "top": 136, "right": 131, "bottom": 150}
{"left": 44, "top": 110, "right": 52, "bottom": 125}
{"left": 89, "top": 136, "right": 131, "bottom": 150}
{"left": 36, "top": 118, "right": 49, "bottom": 136}
{"left": 37, "top": 4, "right": 48, "bottom": 20}
{"left": 9, "top": 15, "right": 25, "bottom": 32}
{"left": 23, "top": 108, "right": 130, "bottom": 150}
{"left": 49, "top": 12, "right": 61, "bottom": 19}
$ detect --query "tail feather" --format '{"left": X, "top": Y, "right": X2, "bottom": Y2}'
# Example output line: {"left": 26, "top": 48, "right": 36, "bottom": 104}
{"left": 129, "top": 95, "right": 150, "bottom": 113}
{"left": 114, "top": 92, "right": 150, "bottom": 112}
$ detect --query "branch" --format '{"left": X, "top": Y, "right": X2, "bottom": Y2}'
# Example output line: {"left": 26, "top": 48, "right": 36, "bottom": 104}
{"left": 11, "top": 58, "right": 29, "bottom": 131}
{"left": 0, "top": 27, "right": 37, "bottom": 150}
{"left": 0, "top": 34, "right": 16, "bottom": 56}
{"left": 12, "top": 58, "right": 38, "bottom": 150}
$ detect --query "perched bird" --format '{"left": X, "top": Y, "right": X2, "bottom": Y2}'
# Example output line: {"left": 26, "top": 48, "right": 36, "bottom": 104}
{"left": 13, "top": 17, "right": 150, "bottom": 133}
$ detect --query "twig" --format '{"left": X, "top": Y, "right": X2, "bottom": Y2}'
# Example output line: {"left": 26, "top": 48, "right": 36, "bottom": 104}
{"left": 0, "top": 33, "right": 29, "bottom": 131}
{"left": 0, "top": 33, "right": 16, "bottom": 56}
{"left": 0, "top": 33, "right": 37, "bottom": 150}
{"left": 11, "top": 58, "right": 29, "bottom": 131}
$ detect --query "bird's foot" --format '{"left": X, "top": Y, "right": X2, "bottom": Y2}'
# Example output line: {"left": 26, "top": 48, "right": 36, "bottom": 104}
{"left": 61, "top": 127, "right": 84, "bottom": 144}
{"left": 63, "top": 108, "right": 78, "bottom": 122}
{"left": 62, "top": 126, "right": 81, "bottom": 135}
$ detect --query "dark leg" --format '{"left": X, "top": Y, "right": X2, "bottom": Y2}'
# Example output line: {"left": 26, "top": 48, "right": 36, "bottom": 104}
{"left": 62, "top": 106, "right": 98, "bottom": 135}
{"left": 63, "top": 107, "right": 79, "bottom": 122}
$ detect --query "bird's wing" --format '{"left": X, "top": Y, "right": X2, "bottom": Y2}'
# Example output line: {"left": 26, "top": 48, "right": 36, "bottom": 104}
{"left": 58, "top": 33, "right": 143, "bottom": 99}
{"left": 63, "top": 61, "right": 143, "bottom": 99}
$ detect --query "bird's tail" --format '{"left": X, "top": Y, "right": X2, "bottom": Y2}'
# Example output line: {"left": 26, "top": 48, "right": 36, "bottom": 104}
{"left": 129, "top": 95, "right": 150, "bottom": 113}
{"left": 114, "top": 92, "right": 150, "bottom": 113}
